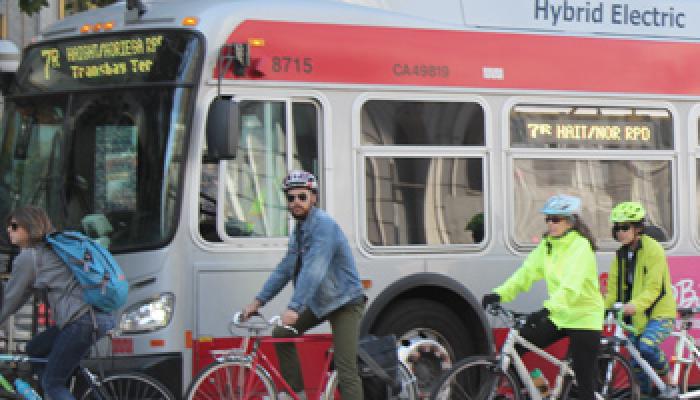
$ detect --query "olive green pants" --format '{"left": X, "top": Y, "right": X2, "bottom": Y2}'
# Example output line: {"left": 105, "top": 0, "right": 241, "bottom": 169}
{"left": 272, "top": 301, "right": 365, "bottom": 400}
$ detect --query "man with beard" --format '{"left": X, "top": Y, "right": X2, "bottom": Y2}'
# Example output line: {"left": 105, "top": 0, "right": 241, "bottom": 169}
{"left": 243, "top": 170, "right": 365, "bottom": 400}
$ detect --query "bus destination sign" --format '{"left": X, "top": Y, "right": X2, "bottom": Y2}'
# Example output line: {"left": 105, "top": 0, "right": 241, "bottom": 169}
{"left": 40, "top": 34, "right": 164, "bottom": 81}
{"left": 16, "top": 31, "right": 201, "bottom": 92}
{"left": 525, "top": 120, "right": 654, "bottom": 146}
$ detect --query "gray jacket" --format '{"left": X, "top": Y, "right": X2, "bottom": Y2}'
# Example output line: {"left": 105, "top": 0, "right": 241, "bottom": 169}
{"left": 0, "top": 244, "right": 90, "bottom": 328}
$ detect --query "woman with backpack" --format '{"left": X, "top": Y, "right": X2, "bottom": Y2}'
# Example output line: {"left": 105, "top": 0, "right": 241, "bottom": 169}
{"left": 3, "top": 206, "right": 115, "bottom": 400}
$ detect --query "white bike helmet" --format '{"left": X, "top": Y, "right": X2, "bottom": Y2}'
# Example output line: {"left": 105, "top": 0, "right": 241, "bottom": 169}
{"left": 282, "top": 170, "right": 318, "bottom": 193}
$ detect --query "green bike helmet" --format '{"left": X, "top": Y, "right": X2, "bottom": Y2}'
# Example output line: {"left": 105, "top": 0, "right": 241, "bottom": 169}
{"left": 610, "top": 201, "right": 645, "bottom": 223}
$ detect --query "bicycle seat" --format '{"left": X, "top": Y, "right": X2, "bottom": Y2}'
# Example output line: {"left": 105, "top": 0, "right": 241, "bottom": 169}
{"left": 600, "top": 336, "right": 627, "bottom": 347}
{"left": 677, "top": 308, "right": 700, "bottom": 318}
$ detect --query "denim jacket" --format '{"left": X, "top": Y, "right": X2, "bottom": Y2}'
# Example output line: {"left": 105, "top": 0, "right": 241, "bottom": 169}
{"left": 256, "top": 207, "right": 364, "bottom": 318}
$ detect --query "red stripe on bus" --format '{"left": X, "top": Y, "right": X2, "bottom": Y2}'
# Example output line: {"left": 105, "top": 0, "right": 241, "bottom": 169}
{"left": 221, "top": 20, "right": 700, "bottom": 95}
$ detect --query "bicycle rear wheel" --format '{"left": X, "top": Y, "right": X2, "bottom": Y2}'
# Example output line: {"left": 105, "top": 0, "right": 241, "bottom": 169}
{"left": 322, "top": 361, "right": 418, "bottom": 399}
{"left": 80, "top": 372, "right": 174, "bottom": 400}
{"left": 430, "top": 355, "right": 520, "bottom": 400}
{"left": 186, "top": 360, "right": 276, "bottom": 400}
{"left": 561, "top": 351, "right": 639, "bottom": 400}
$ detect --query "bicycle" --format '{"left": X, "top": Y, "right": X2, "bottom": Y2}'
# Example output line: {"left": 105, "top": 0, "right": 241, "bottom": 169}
{"left": 430, "top": 303, "right": 637, "bottom": 400}
{"left": 0, "top": 330, "right": 174, "bottom": 400}
{"left": 186, "top": 312, "right": 419, "bottom": 400}
{"left": 600, "top": 304, "right": 700, "bottom": 398}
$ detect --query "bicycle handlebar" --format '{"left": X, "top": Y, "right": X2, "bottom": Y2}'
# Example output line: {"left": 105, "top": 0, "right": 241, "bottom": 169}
{"left": 605, "top": 303, "right": 639, "bottom": 336}
{"left": 677, "top": 307, "right": 700, "bottom": 318}
{"left": 485, "top": 303, "right": 531, "bottom": 328}
{"left": 230, "top": 312, "right": 299, "bottom": 335}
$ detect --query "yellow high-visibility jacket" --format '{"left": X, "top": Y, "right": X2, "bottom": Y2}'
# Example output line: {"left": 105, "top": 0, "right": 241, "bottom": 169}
{"left": 494, "top": 230, "right": 604, "bottom": 330}
{"left": 604, "top": 234, "right": 676, "bottom": 331}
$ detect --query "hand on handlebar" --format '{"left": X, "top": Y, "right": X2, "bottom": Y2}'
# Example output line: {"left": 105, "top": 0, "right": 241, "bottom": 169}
{"left": 281, "top": 309, "right": 299, "bottom": 326}
{"left": 482, "top": 293, "right": 501, "bottom": 309}
{"left": 622, "top": 303, "right": 636, "bottom": 316}
{"left": 241, "top": 300, "right": 262, "bottom": 321}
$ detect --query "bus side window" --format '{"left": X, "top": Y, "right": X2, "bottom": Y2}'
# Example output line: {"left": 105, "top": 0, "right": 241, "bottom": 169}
{"left": 198, "top": 99, "right": 320, "bottom": 241}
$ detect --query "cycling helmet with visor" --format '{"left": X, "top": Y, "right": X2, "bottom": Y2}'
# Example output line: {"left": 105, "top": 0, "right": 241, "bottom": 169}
{"left": 282, "top": 170, "right": 318, "bottom": 193}
{"left": 540, "top": 194, "right": 581, "bottom": 216}
{"left": 610, "top": 201, "right": 645, "bottom": 223}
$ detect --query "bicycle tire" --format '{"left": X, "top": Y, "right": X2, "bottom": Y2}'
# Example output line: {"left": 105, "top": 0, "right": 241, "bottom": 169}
{"left": 322, "top": 361, "right": 418, "bottom": 400}
{"left": 429, "top": 355, "right": 521, "bottom": 400}
{"left": 561, "top": 351, "right": 639, "bottom": 400}
{"left": 80, "top": 372, "right": 174, "bottom": 400}
{"left": 186, "top": 360, "right": 276, "bottom": 400}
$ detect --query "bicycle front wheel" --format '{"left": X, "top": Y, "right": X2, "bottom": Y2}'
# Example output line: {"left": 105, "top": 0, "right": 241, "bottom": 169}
{"left": 322, "top": 361, "right": 418, "bottom": 400}
{"left": 80, "top": 372, "right": 174, "bottom": 400}
{"left": 561, "top": 351, "right": 639, "bottom": 400}
{"left": 430, "top": 356, "right": 520, "bottom": 400}
{"left": 186, "top": 360, "right": 276, "bottom": 400}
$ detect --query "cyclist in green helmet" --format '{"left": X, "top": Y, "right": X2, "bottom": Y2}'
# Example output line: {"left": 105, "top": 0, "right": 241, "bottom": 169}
{"left": 605, "top": 201, "right": 676, "bottom": 396}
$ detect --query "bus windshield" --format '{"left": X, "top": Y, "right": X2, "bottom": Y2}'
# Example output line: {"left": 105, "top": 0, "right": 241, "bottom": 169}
{"left": 0, "top": 31, "right": 201, "bottom": 253}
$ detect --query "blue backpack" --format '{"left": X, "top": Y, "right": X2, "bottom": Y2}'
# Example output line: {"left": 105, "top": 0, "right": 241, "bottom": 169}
{"left": 46, "top": 232, "right": 129, "bottom": 312}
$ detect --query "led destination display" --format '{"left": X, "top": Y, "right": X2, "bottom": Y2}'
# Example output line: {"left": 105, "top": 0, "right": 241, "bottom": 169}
{"left": 15, "top": 31, "right": 201, "bottom": 92}
{"left": 526, "top": 120, "right": 654, "bottom": 144}
{"left": 510, "top": 106, "right": 673, "bottom": 150}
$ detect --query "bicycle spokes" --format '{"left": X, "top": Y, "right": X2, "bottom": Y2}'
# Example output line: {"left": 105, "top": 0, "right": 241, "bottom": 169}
{"left": 189, "top": 362, "right": 274, "bottom": 400}
{"left": 596, "top": 353, "right": 638, "bottom": 400}
{"left": 434, "top": 360, "right": 518, "bottom": 400}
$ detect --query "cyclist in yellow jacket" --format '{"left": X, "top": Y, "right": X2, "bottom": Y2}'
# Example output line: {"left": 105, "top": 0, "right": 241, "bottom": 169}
{"left": 482, "top": 194, "right": 603, "bottom": 400}
{"left": 604, "top": 201, "right": 676, "bottom": 396}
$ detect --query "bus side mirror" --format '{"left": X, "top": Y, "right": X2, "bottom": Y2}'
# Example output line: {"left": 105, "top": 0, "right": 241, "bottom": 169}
{"left": 0, "top": 40, "right": 19, "bottom": 94}
{"left": 206, "top": 97, "right": 240, "bottom": 160}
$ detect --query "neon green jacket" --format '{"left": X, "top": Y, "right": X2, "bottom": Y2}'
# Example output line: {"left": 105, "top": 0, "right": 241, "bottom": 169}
{"left": 494, "top": 230, "right": 604, "bottom": 330}
{"left": 604, "top": 234, "right": 676, "bottom": 331}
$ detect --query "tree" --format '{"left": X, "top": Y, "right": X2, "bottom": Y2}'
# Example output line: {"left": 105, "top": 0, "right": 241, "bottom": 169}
{"left": 19, "top": 0, "right": 119, "bottom": 16}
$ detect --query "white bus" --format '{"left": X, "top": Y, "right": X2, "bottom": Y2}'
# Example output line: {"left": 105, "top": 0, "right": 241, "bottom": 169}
{"left": 0, "top": 0, "right": 699, "bottom": 396}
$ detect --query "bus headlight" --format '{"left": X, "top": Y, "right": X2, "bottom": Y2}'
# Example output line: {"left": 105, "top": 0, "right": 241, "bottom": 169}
{"left": 119, "top": 292, "right": 175, "bottom": 333}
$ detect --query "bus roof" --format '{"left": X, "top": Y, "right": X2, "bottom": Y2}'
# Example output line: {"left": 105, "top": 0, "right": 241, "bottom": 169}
{"left": 26, "top": 0, "right": 700, "bottom": 97}
{"left": 41, "top": 0, "right": 700, "bottom": 42}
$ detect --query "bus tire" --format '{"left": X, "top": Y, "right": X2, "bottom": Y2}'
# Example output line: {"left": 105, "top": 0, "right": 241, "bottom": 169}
{"left": 371, "top": 298, "right": 474, "bottom": 394}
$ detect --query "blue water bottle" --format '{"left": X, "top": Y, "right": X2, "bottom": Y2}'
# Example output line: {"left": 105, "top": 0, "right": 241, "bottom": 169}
{"left": 14, "top": 378, "right": 41, "bottom": 400}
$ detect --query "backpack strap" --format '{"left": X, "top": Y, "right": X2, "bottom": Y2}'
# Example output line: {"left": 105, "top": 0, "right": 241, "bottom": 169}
{"left": 357, "top": 346, "right": 397, "bottom": 387}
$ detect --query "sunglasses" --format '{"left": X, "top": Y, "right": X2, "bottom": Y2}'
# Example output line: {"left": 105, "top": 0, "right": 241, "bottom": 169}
{"left": 544, "top": 216, "right": 567, "bottom": 223}
{"left": 7, "top": 222, "right": 19, "bottom": 231}
{"left": 613, "top": 223, "right": 633, "bottom": 232}
{"left": 287, "top": 193, "right": 309, "bottom": 203}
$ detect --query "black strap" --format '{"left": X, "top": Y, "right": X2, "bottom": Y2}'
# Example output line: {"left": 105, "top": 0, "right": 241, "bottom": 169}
{"left": 357, "top": 346, "right": 397, "bottom": 386}
{"left": 616, "top": 248, "right": 635, "bottom": 325}
{"left": 292, "top": 225, "right": 303, "bottom": 286}
{"left": 616, "top": 248, "right": 624, "bottom": 305}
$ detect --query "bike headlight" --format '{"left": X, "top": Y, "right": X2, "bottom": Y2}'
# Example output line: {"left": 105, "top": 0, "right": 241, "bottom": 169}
{"left": 119, "top": 292, "right": 175, "bottom": 333}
